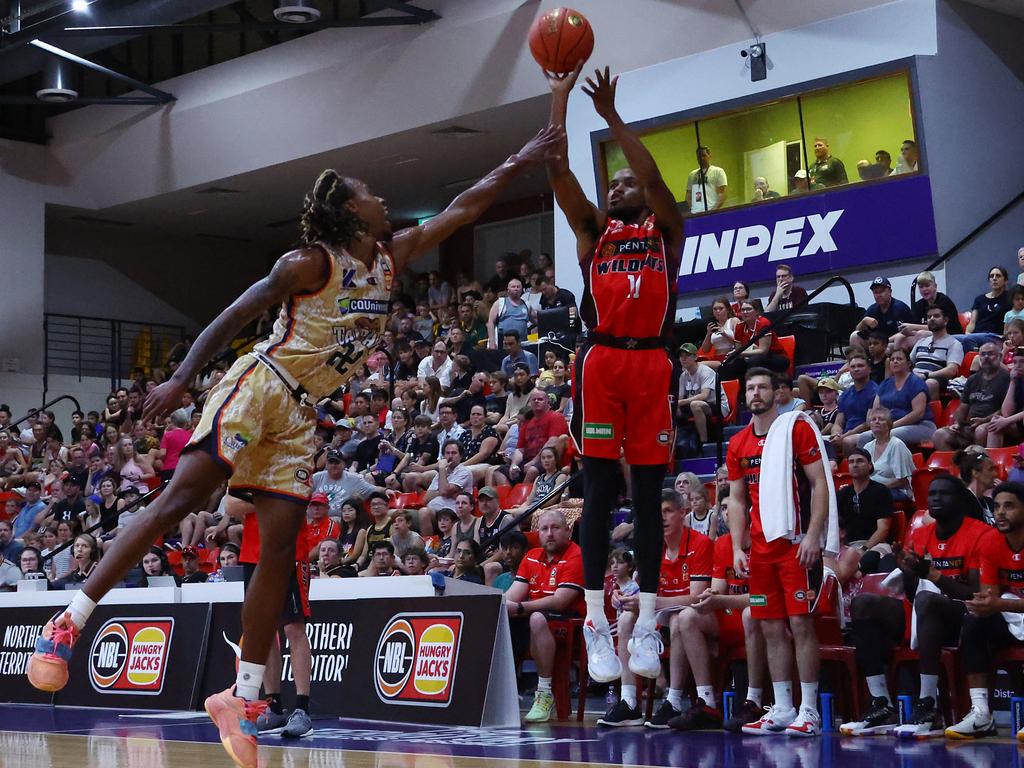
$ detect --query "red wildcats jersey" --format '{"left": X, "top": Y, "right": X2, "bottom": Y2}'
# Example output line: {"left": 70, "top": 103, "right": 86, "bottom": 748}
{"left": 658, "top": 528, "right": 713, "bottom": 598}
{"left": 978, "top": 531, "right": 1024, "bottom": 596}
{"left": 908, "top": 517, "right": 993, "bottom": 583}
{"left": 582, "top": 213, "right": 678, "bottom": 339}
{"left": 713, "top": 534, "right": 750, "bottom": 596}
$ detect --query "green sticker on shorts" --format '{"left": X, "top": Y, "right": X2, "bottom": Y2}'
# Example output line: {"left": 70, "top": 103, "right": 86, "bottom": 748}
{"left": 749, "top": 594, "right": 768, "bottom": 607}
{"left": 583, "top": 422, "right": 615, "bottom": 439}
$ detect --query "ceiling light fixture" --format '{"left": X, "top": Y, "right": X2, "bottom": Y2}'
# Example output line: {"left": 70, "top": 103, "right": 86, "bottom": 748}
{"left": 36, "top": 57, "right": 78, "bottom": 103}
{"left": 273, "top": 0, "right": 321, "bottom": 24}
{"left": 71, "top": 0, "right": 89, "bottom": 11}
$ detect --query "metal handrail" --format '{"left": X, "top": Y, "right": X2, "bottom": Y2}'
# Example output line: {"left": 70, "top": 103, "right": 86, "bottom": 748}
{"left": 479, "top": 472, "right": 579, "bottom": 551}
{"left": 910, "top": 188, "right": 1024, "bottom": 305}
{"left": 713, "top": 275, "right": 857, "bottom": 466}
{"left": 7, "top": 395, "right": 82, "bottom": 432}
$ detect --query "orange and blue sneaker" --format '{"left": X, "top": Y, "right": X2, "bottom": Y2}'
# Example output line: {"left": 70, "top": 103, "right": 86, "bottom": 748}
{"left": 27, "top": 611, "right": 79, "bottom": 692}
{"left": 204, "top": 686, "right": 267, "bottom": 768}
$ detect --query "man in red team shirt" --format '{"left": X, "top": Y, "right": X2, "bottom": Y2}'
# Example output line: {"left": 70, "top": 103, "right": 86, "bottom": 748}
{"left": 305, "top": 493, "right": 339, "bottom": 563}
{"left": 944, "top": 481, "right": 1024, "bottom": 740}
{"left": 668, "top": 505, "right": 768, "bottom": 733}
{"left": 726, "top": 369, "right": 831, "bottom": 737}
{"left": 839, "top": 474, "right": 993, "bottom": 738}
{"left": 544, "top": 64, "right": 684, "bottom": 686}
{"left": 232, "top": 496, "right": 314, "bottom": 738}
{"left": 598, "top": 489, "right": 713, "bottom": 727}
{"left": 505, "top": 509, "right": 585, "bottom": 723}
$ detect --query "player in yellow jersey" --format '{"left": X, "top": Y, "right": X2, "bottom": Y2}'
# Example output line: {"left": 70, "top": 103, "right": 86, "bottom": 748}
{"left": 27, "top": 125, "right": 561, "bottom": 768}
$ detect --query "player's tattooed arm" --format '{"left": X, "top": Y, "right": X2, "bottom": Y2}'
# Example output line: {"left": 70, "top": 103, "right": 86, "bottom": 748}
{"left": 142, "top": 248, "right": 326, "bottom": 420}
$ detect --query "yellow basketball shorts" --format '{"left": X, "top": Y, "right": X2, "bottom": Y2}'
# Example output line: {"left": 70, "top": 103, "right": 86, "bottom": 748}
{"left": 187, "top": 354, "right": 315, "bottom": 502}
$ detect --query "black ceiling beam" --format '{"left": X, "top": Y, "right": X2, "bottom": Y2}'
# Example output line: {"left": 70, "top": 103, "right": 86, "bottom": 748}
{"left": 30, "top": 39, "right": 174, "bottom": 102}
{"left": 0, "top": 0, "right": 135, "bottom": 52}
{"left": 364, "top": 2, "right": 440, "bottom": 22}
{"left": 229, "top": 2, "right": 278, "bottom": 48}
{"left": 0, "top": 95, "right": 164, "bottom": 105}
{"left": 39, "top": 15, "right": 433, "bottom": 39}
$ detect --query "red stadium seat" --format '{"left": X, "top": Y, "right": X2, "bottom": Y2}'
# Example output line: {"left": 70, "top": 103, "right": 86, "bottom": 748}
{"left": 506, "top": 482, "right": 534, "bottom": 508}
{"left": 926, "top": 451, "right": 958, "bottom": 475}
{"left": 911, "top": 452, "right": 925, "bottom": 469}
{"left": 495, "top": 485, "right": 515, "bottom": 509}
{"left": 721, "top": 379, "right": 740, "bottom": 425}
{"left": 777, "top": 335, "right": 796, "bottom": 379}
{"left": 912, "top": 467, "right": 951, "bottom": 511}
{"left": 959, "top": 352, "right": 977, "bottom": 377}
{"left": 903, "top": 509, "right": 932, "bottom": 548}
{"left": 988, "top": 446, "right": 1019, "bottom": 481}
{"left": 941, "top": 399, "right": 961, "bottom": 430}
{"left": 928, "top": 401, "right": 942, "bottom": 428}
{"left": 889, "top": 510, "right": 907, "bottom": 545}
{"left": 390, "top": 492, "right": 424, "bottom": 509}
{"left": 959, "top": 310, "right": 973, "bottom": 332}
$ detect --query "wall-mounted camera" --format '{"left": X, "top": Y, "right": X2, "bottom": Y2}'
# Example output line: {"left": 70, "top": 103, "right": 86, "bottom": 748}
{"left": 740, "top": 42, "right": 767, "bottom": 82}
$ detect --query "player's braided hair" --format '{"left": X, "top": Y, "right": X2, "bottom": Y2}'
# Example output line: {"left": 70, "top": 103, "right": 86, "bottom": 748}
{"left": 299, "top": 169, "right": 367, "bottom": 247}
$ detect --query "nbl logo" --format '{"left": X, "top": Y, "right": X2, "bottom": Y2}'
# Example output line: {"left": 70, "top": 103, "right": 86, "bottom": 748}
{"left": 373, "top": 613, "right": 462, "bottom": 707}
{"left": 89, "top": 618, "right": 174, "bottom": 695}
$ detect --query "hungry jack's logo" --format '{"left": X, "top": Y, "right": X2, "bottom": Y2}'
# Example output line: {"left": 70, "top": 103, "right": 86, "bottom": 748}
{"left": 374, "top": 613, "right": 463, "bottom": 707}
{"left": 89, "top": 618, "right": 174, "bottom": 694}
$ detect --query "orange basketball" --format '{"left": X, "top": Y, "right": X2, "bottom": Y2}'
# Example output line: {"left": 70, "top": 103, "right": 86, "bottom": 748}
{"left": 528, "top": 7, "right": 594, "bottom": 75}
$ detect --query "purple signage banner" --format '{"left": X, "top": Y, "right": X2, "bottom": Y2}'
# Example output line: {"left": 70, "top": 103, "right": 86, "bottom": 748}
{"left": 677, "top": 175, "right": 938, "bottom": 293}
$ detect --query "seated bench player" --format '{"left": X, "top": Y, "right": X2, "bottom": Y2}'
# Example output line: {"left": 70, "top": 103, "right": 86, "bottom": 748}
{"left": 504, "top": 509, "right": 585, "bottom": 723}
{"left": 597, "top": 490, "right": 713, "bottom": 727}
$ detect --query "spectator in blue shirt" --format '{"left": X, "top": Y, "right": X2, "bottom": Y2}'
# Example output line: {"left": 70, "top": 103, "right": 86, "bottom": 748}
{"left": 833, "top": 352, "right": 879, "bottom": 456}
{"left": 12, "top": 481, "right": 46, "bottom": 539}
{"left": 499, "top": 330, "right": 539, "bottom": 377}
{"left": 850, "top": 277, "right": 914, "bottom": 350}
{"left": 857, "top": 347, "right": 935, "bottom": 450}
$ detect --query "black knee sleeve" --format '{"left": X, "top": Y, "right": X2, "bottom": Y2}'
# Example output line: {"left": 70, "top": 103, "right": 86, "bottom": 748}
{"left": 630, "top": 464, "right": 667, "bottom": 593}
{"left": 580, "top": 457, "right": 619, "bottom": 590}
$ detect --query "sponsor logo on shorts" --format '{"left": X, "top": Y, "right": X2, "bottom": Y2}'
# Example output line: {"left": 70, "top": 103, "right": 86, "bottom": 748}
{"left": 583, "top": 422, "right": 614, "bottom": 439}
{"left": 338, "top": 297, "right": 390, "bottom": 316}
{"left": 222, "top": 432, "right": 250, "bottom": 452}
{"left": 656, "top": 430, "right": 670, "bottom": 446}
{"left": 794, "top": 590, "right": 806, "bottom": 601}
{"left": 89, "top": 619, "right": 173, "bottom": 694}
{"left": 749, "top": 595, "right": 768, "bottom": 607}
{"left": 374, "top": 613, "right": 463, "bottom": 707}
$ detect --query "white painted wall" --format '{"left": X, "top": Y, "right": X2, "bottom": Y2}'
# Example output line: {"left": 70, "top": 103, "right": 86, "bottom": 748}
{"left": 0, "top": 373, "right": 115, "bottom": 438}
{"left": 553, "top": 0, "right": 940, "bottom": 308}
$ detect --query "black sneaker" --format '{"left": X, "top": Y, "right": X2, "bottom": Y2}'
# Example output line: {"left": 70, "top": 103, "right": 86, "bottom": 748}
{"left": 839, "top": 696, "right": 898, "bottom": 736}
{"left": 668, "top": 698, "right": 724, "bottom": 731}
{"left": 597, "top": 699, "right": 644, "bottom": 727}
{"left": 894, "top": 696, "right": 944, "bottom": 739}
{"left": 724, "top": 699, "right": 764, "bottom": 733}
{"left": 645, "top": 700, "right": 681, "bottom": 729}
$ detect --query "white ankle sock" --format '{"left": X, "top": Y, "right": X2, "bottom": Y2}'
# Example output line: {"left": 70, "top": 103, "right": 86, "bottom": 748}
{"left": 667, "top": 688, "right": 685, "bottom": 711}
{"left": 969, "top": 687, "right": 990, "bottom": 717}
{"left": 800, "top": 682, "right": 819, "bottom": 713}
{"left": 638, "top": 592, "right": 657, "bottom": 628}
{"left": 584, "top": 589, "right": 607, "bottom": 626}
{"left": 696, "top": 685, "right": 716, "bottom": 708}
{"left": 919, "top": 674, "right": 939, "bottom": 702}
{"left": 620, "top": 684, "right": 637, "bottom": 709}
{"left": 866, "top": 674, "right": 891, "bottom": 704}
{"left": 773, "top": 681, "right": 793, "bottom": 711}
{"left": 747, "top": 687, "right": 763, "bottom": 706}
{"left": 537, "top": 676, "right": 552, "bottom": 692}
{"left": 235, "top": 661, "right": 265, "bottom": 701}
{"left": 67, "top": 591, "right": 97, "bottom": 631}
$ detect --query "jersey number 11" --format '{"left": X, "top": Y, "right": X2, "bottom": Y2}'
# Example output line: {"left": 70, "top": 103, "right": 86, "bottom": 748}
{"left": 627, "top": 274, "right": 642, "bottom": 299}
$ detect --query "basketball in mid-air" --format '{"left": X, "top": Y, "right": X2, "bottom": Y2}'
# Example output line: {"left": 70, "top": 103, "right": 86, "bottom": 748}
{"left": 528, "top": 7, "right": 594, "bottom": 75}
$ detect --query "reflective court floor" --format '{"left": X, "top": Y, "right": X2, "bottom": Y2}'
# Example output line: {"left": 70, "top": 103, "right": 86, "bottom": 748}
{"left": 2, "top": 704, "right": 1024, "bottom": 768}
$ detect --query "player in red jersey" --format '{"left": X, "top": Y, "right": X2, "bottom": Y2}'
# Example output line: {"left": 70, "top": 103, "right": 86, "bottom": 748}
{"left": 725, "top": 369, "right": 831, "bottom": 737}
{"left": 839, "top": 474, "right": 994, "bottom": 738}
{"left": 544, "top": 64, "right": 684, "bottom": 686}
{"left": 233, "top": 496, "right": 315, "bottom": 738}
{"left": 667, "top": 512, "right": 768, "bottom": 733}
{"left": 598, "top": 490, "right": 712, "bottom": 727}
{"left": 945, "top": 482, "right": 1024, "bottom": 740}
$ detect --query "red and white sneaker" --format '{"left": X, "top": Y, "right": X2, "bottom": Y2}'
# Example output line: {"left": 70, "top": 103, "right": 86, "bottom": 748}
{"left": 26, "top": 611, "right": 80, "bottom": 692}
{"left": 741, "top": 704, "right": 798, "bottom": 736}
{"left": 204, "top": 687, "right": 267, "bottom": 768}
{"left": 786, "top": 707, "right": 822, "bottom": 737}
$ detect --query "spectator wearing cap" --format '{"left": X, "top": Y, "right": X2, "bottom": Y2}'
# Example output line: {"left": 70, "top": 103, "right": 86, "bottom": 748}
{"left": 908, "top": 305, "right": 964, "bottom": 400}
{"left": 13, "top": 481, "right": 45, "bottom": 539}
{"left": 180, "top": 546, "right": 209, "bottom": 584}
{"left": 677, "top": 343, "right": 726, "bottom": 445}
{"left": 50, "top": 476, "right": 86, "bottom": 526}
{"left": 812, "top": 377, "right": 842, "bottom": 437}
{"left": 836, "top": 448, "right": 894, "bottom": 575}
{"left": 935, "top": 341, "right": 1010, "bottom": 450}
{"left": 850, "top": 277, "right": 914, "bottom": 350}
{"left": 791, "top": 168, "right": 824, "bottom": 193}
{"left": 311, "top": 450, "right": 381, "bottom": 516}
{"left": 305, "top": 492, "right": 341, "bottom": 562}
{"left": 336, "top": 417, "right": 365, "bottom": 462}
{"left": 832, "top": 351, "right": 880, "bottom": 457}
{"left": 500, "top": 331, "right": 539, "bottom": 378}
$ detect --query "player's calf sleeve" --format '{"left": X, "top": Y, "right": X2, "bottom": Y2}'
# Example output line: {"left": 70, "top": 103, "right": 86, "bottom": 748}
{"left": 581, "top": 456, "right": 619, "bottom": 590}
{"left": 631, "top": 463, "right": 667, "bottom": 594}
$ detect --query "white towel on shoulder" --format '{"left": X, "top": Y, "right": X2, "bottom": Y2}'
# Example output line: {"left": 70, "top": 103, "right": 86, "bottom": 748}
{"left": 759, "top": 410, "right": 840, "bottom": 556}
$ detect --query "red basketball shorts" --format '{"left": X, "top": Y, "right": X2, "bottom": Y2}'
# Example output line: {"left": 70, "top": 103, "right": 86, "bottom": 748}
{"left": 716, "top": 609, "right": 746, "bottom": 650}
{"left": 570, "top": 344, "right": 674, "bottom": 465}
{"left": 748, "top": 542, "right": 823, "bottom": 620}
